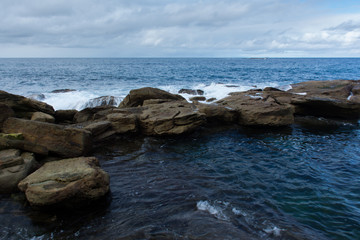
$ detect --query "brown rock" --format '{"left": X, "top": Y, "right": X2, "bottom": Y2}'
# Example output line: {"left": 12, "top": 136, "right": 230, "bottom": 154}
{"left": 0, "top": 136, "right": 49, "bottom": 155}
{"left": 178, "top": 89, "right": 204, "bottom": 95}
{"left": 31, "top": 112, "right": 55, "bottom": 123}
{"left": 0, "top": 149, "right": 38, "bottom": 193}
{"left": 55, "top": 109, "right": 78, "bottom": 123}
{"left": 18, "top": 157, "right": 109, "bottom": 207}
{"left": 119, "top": 87, "right": 185, "bottom": 108}
{"left": 0, "top": 103, "right": 15, "bottom": 130}
{"left": 84, "top": 121, "right": 112, "bottom": 136}
{"left": 3, "top": 118, "right": 91, "bottom": 158}
{"left": 51, "top": 89, "right": 76, "bottom": 93}
{"left": 218, "top": 90, "right": 294, "bottom": 126}
{"left": 138, "top": 101, "right": 205, "bottom": 135}
{"left": 0, "top": 90, "right": 54, "bottom": 119}
{"left": 190, "top": 96, "right": 206, "bottom": 102}
{"left": 74, "top": 106, "right": 113, "bottom": 123}
{"left": 194, "top": 103, "right": 237, "bottom": 124}
{"left": 107, "top": 113, "right": 138, "bottom": 134}
{"left": 289, "top": 80, "right": 360, "bottom": 119}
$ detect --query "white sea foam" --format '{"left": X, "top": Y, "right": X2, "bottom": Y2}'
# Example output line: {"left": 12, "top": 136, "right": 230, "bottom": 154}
{"left": 294, "top": 92, "right": 307, "bottom": 96}
{"left": 43, "top": 91, "right": 99, "bottom": 110}
{"left": 264, "top": 226, "right": 282, "bottom": 237}
{"left": 196, "top": 200, "right": 229, "bottom": 221}
{"left": 232, "top": 207, "right": 247, "bottom": 217}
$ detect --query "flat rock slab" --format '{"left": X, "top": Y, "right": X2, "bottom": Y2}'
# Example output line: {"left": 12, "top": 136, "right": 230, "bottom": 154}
{"left": 18, "top": 157, "right": 110, "bottom": 207}
{"left": 288, "top": 80, "right": 360, "bottom": 119}
{"left": 139, "top": 100, "right": 206, "bottom": 135}
{"left": 3, "top": 118, "right": 91, "bottom": 157}
{"left": 218, "top": 90, "right": 294, "bottom": 126}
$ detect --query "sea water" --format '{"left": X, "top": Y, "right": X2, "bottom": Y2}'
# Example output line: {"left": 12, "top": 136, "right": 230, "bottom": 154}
{"left": 0, "top": 58, "right": 360, "bottom": 240}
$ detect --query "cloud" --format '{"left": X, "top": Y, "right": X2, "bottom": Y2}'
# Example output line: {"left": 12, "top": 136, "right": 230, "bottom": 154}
{"left": 0, "top": 0, "right": 359, "bottom": 57}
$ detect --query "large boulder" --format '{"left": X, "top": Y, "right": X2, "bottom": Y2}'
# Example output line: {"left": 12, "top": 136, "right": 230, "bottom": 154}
{"left": 138, "top": 100, "right": 206, "bottom": 135}
{"left": 0, "top": 149, "right": 38, "bottom": 193}
{"left": 3, "top": 118, "right": 91, "bottom": 157}
{"left": 0, "top": 90, "right": 55, "bottom": 119}
{"left": 119, "top": 87, "right": 185, "bottom": 108}
{"left": 18, "top": 157, "right": 110, "bottom": 207}
{"left": 217, "top": 90, "right": 295, "bottom": 126}
{"left": 288, "top": 80, "right": 360, "bottom": 119}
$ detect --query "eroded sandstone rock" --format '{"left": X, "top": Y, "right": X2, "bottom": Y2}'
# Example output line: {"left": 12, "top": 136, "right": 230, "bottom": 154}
{"left": 217, "top": 90, "right": 295, "bottom": 126}
{"left": 138, "top": 101, "right": 206, "bottom": 135}
{"left": 3, "top": 118, "right": 91, "bottom": 157}
{"left": 18, "top": 157, "right": 110, "bottom": 207}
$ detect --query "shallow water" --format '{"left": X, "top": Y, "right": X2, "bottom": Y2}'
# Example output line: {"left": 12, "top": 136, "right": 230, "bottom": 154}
{"left": 1, "top": 122, "right": 359, "bottom": 240}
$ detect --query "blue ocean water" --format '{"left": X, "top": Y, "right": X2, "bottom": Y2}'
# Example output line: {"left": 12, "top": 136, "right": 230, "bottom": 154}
{"left": 0, "top": 58, "right": 359, "bottom": 109}
{"left": 0, "top": 58, "right": 360, "bottom": 239}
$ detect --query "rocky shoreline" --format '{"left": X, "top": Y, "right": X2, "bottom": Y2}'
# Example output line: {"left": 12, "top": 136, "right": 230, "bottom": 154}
{"left": 1, "top": 79, "right": 360, "bottom": 208}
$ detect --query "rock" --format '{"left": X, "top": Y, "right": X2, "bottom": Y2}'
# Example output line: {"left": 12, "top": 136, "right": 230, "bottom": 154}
{"left": 190, "top": 96, "right": 206, "bottom": 102}
{"left": 0, "top": 149, "right": 38, "bottom": 193}
{"left": 3, "top": 118, "right": 91, "bottom": 158}
{"left": 82, "top": 120, "right": 117, "bottom": 143}
{"left": 206, "top": 98, "right": 217, "bottom": 102}
{"left": 107, "top": 113, "right": 138, "bottom": 134}
{"left": 27, "top": 94, "right": 45, "bottom": 101}
{"left": 0, "top": 104, "right": 15, "bottom": 130}
{"left": 194, "top": 103, "right": 237, "bottom": 124}
{"left": 18, "top": 157, "right": 110, "bottom": 207}
{"left": 263, "top": 87, "right": 282, "bottom": 91}
{"left": 84, "top": 121, "right": 112, "bottom": 136}
{"left": 0, "top": 135, "right": 49, "bottom": 155}
{"left": 55, "top": 109, "right": 78, "bottom": 123}
{"left": 289, "top": 80, "right": 360, "bottom": 119}
{"left": 84, "top": 96, "right": 122, "bottom": 108}
{"left": 31, "top": 112, "right": 55, "bottom": 123}
{"left": 119, "top": 87, "right": 185, "bottom": 108}
{"left": 0, "top": 133, "right": 24, "bottom": 140}
{"left": 74, "top": 106, "right": 113, "bottom": 123}
{"left": 217, "top": 90, "right": 294, "bottom": 126}
{"left": 0, "top": 90, "right": 54, "bottom": 119}
{"left": 51, "top": 89, "right": 76, "bottom": 93}
{"left": 178, "top": 89, "right": 204, "bottom": 95}
{"left": 138, "top": 101, "right": 205, "bottom": 135}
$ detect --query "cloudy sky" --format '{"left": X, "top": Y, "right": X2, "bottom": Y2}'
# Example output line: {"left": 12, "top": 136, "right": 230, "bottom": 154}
{"left": 1, "top": 0, "right": 360, "bottom": 57}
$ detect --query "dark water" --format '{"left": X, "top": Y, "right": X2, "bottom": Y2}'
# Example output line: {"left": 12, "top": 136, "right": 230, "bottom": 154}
{"left": 1, "top": 123, "right": 360, "bottom": 240}
{"left": 0, "top": 58, "right": 360, "bottom": 239}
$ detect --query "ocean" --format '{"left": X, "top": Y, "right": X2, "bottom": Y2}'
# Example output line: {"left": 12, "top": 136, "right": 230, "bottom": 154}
{"left": 0, "top": 58, "right": 360, "bottom": 239}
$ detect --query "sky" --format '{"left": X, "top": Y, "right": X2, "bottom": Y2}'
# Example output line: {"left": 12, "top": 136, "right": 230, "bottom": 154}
{"left": 1, "top": 0, "right": 360, "bottom": 58}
